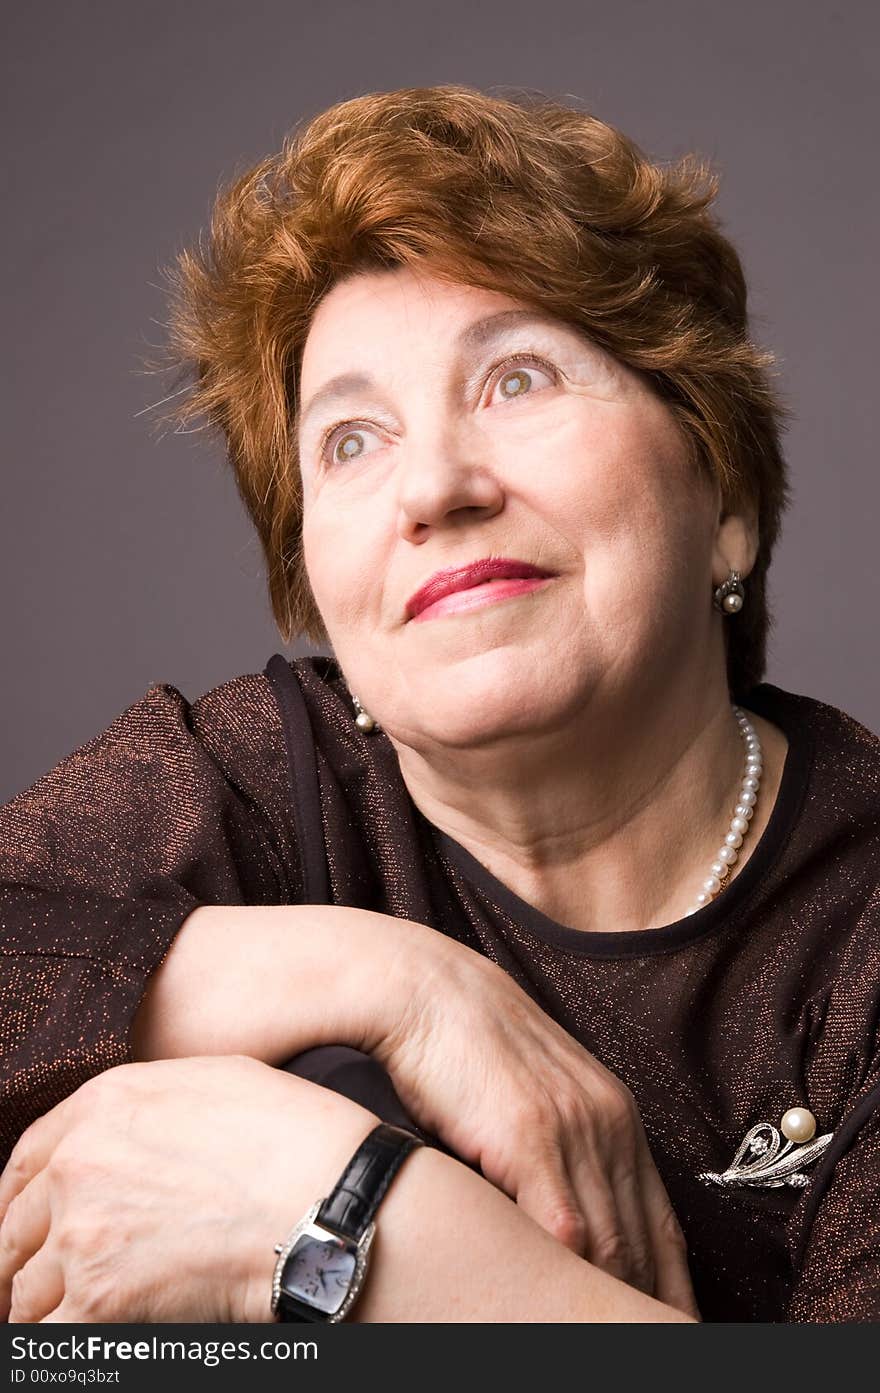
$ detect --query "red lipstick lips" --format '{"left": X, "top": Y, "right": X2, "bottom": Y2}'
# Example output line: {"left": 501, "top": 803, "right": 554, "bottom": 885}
{"left": 405, "top": 558, "right": 556, "bottom": 621}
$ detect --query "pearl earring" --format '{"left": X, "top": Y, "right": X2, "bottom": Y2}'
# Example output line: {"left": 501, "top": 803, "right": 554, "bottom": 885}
{"left": 713, "top": 569, "right": 745, "bottom": 615}
{"left": 351, "top": 693, "right": 379, "bottom": 734}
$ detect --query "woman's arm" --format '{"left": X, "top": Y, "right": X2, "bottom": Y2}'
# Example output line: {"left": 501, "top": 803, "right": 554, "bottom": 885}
{"left": 337, "top": 1144, "right": 694, "bottom": 1323}
{"left": 0, "top": 1057, "right": 695, "bottom": 1323}
{"left": 129, "top": 903, "right": 696, "bottom": 1310}
{"left": 129, "top": 904, "right": 411, "bottom": 1064}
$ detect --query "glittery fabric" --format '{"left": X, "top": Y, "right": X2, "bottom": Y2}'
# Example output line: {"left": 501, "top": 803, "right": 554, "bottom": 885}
{"left": 2, "top": 654, "right": 878, "bottom": 1323}
{"left": 0, "top": 674, "right": 301, "bottom": 1160}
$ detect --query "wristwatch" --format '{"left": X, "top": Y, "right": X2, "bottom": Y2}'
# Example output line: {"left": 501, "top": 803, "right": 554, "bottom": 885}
{"left": 271, "top": 1122, "right": 423, "bottom": 1323}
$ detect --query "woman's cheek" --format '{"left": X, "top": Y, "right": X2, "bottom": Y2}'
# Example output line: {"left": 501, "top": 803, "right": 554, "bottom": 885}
{"left": 306, "top": 534, "right": 382, "bottom": 639}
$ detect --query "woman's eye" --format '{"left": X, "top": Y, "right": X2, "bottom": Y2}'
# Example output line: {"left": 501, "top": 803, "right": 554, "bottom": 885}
{"left": 319, "top": 356, "right": 557, "bottom": 466}
{"left": 488, "top": 356, "right": 557, "bottom": 406}
{"left": 320, "top": 422, "right": 383, "bottom": 467}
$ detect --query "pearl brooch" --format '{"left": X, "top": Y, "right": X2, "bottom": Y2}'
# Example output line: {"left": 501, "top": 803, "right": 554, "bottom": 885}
{"left": 684, "top": 706, "right": 762, "bottom": 916}
{"left": 698, "top": 1106, "right": 832, "bottom": 1190}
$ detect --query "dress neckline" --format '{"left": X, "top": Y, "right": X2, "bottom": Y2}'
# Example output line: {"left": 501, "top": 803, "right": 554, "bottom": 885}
{"left": 419, "top": 683, "right": 815, "bottom": 959}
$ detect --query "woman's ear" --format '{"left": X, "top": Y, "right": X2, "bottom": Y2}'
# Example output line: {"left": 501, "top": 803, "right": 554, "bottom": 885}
{"left": 712, "top": 499, "right": 759, "bottom": 588}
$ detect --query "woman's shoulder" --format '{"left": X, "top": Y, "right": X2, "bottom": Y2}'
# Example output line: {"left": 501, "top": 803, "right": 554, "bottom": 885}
{"left": 167, "top": 652, "right": 347, "bottom": 769}
{"left": 135, "top": 661, "right": 295, "bottom": 801}
{"left": 744, "top": 679, "right": 879, "bottom": 744}
{"left": 743, "top": 681, "right": 880, "bottom": 820}
{"left": 743, "top": 682, "right": 879, "bottom": 933}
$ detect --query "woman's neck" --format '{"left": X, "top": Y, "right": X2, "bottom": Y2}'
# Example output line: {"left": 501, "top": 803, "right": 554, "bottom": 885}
{"left": 392, "top": 687, "right": 790, "bottom": 935}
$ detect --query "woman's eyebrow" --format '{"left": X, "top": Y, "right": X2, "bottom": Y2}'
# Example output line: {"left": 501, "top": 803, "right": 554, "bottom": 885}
{"left": 298, "top": 371, "right": 374, "bottom": 439}
{"left": 297, "top": 309, "right": 571, "bottom": 437}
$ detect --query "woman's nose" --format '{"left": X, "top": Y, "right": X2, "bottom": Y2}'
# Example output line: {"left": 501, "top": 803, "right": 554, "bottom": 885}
{"left": 395, "top": 431, "right": 505, "bottom": 541}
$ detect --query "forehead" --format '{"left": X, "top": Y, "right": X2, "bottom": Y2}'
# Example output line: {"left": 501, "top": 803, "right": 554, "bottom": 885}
{"left": 300, "top": 267, "right": 544, "bottom": 381}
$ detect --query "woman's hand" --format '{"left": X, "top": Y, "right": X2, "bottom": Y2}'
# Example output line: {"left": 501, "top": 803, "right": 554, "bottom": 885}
{"left": 0, "top": 1056, "right": 377, "bottom": 1324}
{"left": 371, "top": 926, "right": 697, "bottom": 1315}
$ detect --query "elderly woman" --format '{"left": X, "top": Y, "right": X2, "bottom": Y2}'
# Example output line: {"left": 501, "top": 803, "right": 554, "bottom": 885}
{"left": 1, "top": 85, "right": 878, "bottom": 1326}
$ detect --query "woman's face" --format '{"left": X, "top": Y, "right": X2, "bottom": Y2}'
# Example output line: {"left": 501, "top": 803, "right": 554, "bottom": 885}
{"left": 298, "top": 264, "right": 731, "bottom": 750}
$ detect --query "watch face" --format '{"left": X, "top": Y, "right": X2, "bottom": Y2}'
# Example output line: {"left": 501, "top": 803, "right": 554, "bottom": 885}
{"left": 281, "top": 1234, "right": 358, "bottom": 1317}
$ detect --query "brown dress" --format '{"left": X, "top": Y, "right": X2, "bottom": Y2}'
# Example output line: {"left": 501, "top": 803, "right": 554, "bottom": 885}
{"left": 2, "top": 654, "right": 879, "bottom": 1322}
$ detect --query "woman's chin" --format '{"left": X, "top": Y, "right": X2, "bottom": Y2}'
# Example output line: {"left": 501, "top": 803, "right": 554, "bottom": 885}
{"left": 393, "top": 664, "right": 582, "bottom": 750}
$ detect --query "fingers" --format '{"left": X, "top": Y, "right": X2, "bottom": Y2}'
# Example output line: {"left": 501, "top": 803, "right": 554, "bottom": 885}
{"left": 606, "top": 1160, "right": 656, "bottom": 1296}
{"left": 38, "top": 1305, "right": 72, "bottom": 1323}
{"left": 0, "top": 1094, "right": 77, "bottom": 1213}
{"left": 515, "top": 1142, "right": 638, "bottom": 1285}
{"left": 513, "top": 1145, "right": 586, "bottom": 1254}
{"left": 8, "top": 1249, "right": 65, "bottom": 1324}
{"left": 511, "top": 1099, "right": 678, "bottom": 1302}
{"left": 0, "top": 1170, "right": 54, "bottom": 1322}
{"left": 635, "top": 1141, "right": 699, "bottom": 1318}
{"left": 562, "top": 1135, "right": 649, "bottom": 1287}
{"left": 492, "top": 1082, "right": 654, "bottom": 1289}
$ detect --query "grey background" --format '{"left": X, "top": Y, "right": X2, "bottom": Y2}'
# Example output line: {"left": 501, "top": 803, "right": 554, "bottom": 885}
{"left": 3, "top": 0, "right": 877, "bottom": 801}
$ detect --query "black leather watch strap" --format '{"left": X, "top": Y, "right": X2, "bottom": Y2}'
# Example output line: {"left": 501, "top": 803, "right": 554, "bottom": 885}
{"left": 316, "top": 1123, "right": 423, "bottom": 1242}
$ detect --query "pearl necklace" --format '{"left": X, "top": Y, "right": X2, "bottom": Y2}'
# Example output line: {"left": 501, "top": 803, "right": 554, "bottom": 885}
{"left": 684, "top": 707, "right": 762, "bottom": 916}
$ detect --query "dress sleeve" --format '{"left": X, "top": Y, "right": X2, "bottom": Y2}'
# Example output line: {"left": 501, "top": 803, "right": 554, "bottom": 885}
{"left": 785, "top": 1081, "right": 880, "bottom": 1321}
{"left": 0, "top": 673, "right": 301, "bottom": 1167}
